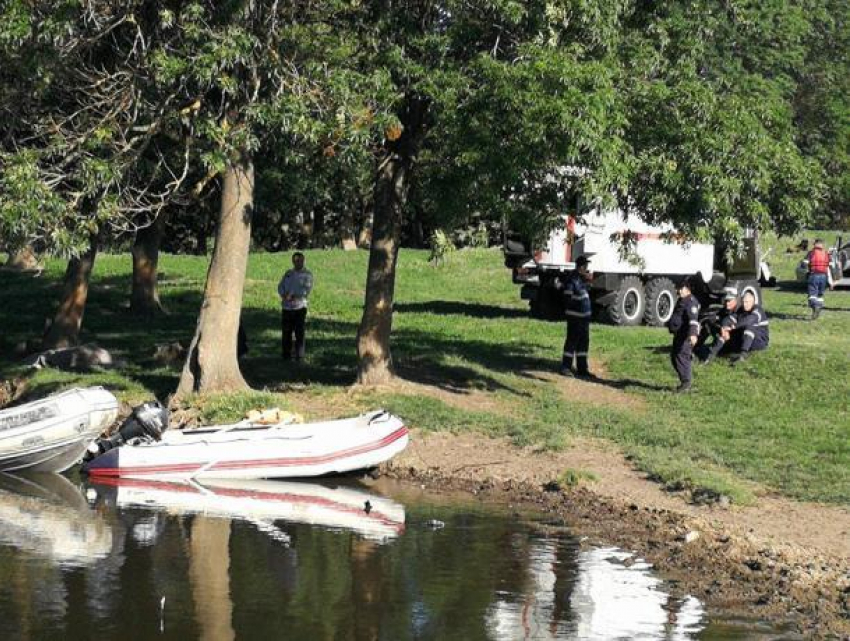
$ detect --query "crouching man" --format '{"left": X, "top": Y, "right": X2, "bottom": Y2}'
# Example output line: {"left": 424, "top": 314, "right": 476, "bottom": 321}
{"left": 728, "top": 290, "right": 769, "bottom": 365}
{"left": 701, "top": 287, "right": 740, "bottom": 364}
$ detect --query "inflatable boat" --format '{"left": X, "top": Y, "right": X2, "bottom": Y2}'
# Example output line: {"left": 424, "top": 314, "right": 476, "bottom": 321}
{"left": 82, "top": 408, "right": 409, "bottom": 481}
{"left": 0, "top": 387, "right": 119, "bottom": 473}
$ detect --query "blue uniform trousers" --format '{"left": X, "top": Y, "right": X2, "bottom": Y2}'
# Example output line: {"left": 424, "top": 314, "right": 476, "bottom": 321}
{"left": 807, "top": 273, "right": 827, "bottom": 310}
{"left": 562, "top": 318, "right": 590, "bottom": 374}
{"left": 671, "top": 337, "right": 693, "bottom": 384}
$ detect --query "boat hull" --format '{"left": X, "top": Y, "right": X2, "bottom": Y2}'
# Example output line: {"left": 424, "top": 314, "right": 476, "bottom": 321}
{"left": 83, "top": 411, "right": 408, "bottom": 481}
{"left": 0, "top": 388, "right": 120, "bottom": 473}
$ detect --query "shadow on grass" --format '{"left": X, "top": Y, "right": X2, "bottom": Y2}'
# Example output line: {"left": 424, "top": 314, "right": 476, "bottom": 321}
{"left": 768, "top": 311, "right": 812, "bottom": 321}
{"left": 395, "top": 300, "right": 529, "bottom": 319}
{"left": 773, "top": 279, "right": 806, "bottom": 292}
{"left": 590, "top": 377, "right": 670, "bottom": 393}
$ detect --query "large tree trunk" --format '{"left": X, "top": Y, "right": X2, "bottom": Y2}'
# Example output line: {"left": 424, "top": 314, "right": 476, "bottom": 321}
{"left": 42, "top": 236, "right": 98, "bottom": 350}
{"left": 130, "top": 214, "right": 167, "bottom": 316}
{"left": 5, "top": 244, "right": 39, "bottom": 271}
{"left": 356, "top": 97, "right": 427, "bottom": 385}
{"left": 312, "top": 205, "right": 325, "bottom": 248}
{"left": 175, "top": 156, "right": 254, "bottom": 398}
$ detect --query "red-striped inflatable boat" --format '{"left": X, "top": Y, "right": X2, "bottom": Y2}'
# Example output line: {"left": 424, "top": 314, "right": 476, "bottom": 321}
{"left": 82, "top": 410, "right": 408, "bottom": 481}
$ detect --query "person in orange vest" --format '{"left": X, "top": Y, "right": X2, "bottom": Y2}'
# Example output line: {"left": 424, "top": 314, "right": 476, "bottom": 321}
{"left": 803, "top": 238, "right": 833, "bottom": 320}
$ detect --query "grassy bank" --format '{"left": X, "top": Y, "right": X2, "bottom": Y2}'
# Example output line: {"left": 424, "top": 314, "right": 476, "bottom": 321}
{"left": 1, "top": 233, "right": 848, "bottom": 504}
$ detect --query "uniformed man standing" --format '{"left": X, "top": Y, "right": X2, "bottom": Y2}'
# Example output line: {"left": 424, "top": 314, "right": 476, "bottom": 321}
{"left": 558, "top": 255, "right": 594, "bottom": 378}
{"left": 278, "top": 251, "right": 314, "bottom": 361}
{"left": 667, "top": 278, "right": 700, "bottom": 393}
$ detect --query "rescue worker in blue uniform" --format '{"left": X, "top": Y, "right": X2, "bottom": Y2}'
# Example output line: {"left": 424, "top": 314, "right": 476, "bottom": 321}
{"left": 557, "top": 255, "right": 594, "bottom": 378}
{"left": 700, "top": 287, "right": 740, "bottom": 364}
{"left": 728, "top": 290, "right": 769, "bottom": 365}
{"left": 666, "top": 277, "right": 700, "bottom": 393}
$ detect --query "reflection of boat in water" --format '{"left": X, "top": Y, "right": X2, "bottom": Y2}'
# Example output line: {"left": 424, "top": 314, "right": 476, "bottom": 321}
{"left": 88, "top": 477, "right": 406, "bottom": 542}
{"left": 0, "top": 387, "right": 119, "bottom": 473}
{"left": 0, "top": 473, "right": 113, "bottom": 566}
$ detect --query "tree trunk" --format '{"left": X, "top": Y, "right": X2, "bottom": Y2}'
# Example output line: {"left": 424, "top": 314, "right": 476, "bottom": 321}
{"left": 130, "top": 215, "right": 167, "bottom": 316}
{"left": 175, "top": 156, "right": 254, "bottom": 398}
{"left": 356, "top": 97, "right": 427, "bottom": 385}
{"left": 42, "top": 236, "right": 98, "bottom": 350}
{"left": 5, "top": 245, "right": 39, "bottom": 271}
{"left": 340, "top": 205, "right": 357, "bottom": 251}
{"left": 357, "top": 198, "right": 373, "bottom": 248}
{"left": 313, "top": 205, "right": 325, "bottom": 248}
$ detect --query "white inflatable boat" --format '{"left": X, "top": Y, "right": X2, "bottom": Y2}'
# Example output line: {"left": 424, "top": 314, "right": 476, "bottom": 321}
{"left": 83, "top": 409, "right": 408, "bottom": 481}
{"left": 0, "top": 387, "right": 119, "bottom": 473}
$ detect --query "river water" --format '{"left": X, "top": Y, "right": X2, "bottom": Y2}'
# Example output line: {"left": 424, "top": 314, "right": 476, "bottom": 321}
{"left": 0, "top": 473, "right": 786, "bottom": 640}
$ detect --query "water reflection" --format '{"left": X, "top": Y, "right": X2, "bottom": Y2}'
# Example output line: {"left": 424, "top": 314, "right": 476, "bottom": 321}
{"left": 0, "top": 473, "right": 112, "bottom": 566}
{"left": 89, "top": 477, "right": 406, "bottom": 543}
{"left": 486, "top": 542, "right": 705, "bottom": 640}
{"left": 0, "top": 474, "right": 779, "bottom": 640}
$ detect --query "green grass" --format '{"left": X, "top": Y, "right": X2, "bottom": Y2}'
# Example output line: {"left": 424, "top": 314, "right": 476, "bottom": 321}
{"left": 1, "top": 232, "right": 848, "bottom": 504}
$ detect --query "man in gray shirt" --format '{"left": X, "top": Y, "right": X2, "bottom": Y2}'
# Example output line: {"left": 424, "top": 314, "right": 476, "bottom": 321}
{"left": 278, "top": 252, "right": 314, "bottom": 360}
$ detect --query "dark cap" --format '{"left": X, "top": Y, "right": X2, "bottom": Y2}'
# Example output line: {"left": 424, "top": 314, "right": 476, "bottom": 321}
{"left": 678, "top": 276, "right": 695, "bottom": 290}
{"left": 575, "top": 256, "right": 590, "bottom": 268}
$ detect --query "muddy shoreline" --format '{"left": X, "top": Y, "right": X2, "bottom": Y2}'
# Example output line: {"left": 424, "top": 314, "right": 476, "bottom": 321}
{"left": 384, "top": 431, "right": 850, "bottom": 638}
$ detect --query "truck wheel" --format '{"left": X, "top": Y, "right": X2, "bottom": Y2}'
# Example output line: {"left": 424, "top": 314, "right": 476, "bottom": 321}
{"left": 644, "top": 277, "right": 676, "bottom": 326}
{"left": 731, "top": 279, "right": 762, "bottom": 306}
{"left": 606, "top": 276, "right": 646, "bottom": 326}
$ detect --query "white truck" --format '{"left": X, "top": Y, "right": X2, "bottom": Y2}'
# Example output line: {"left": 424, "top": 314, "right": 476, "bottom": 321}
{"left": 504, "top": 207, "right": 767, "bottom": 325}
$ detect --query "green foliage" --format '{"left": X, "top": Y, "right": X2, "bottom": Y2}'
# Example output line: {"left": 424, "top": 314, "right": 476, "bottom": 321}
{"left": 558, "top": 468, "right": 599, "bottom": 488}
{"left": 618, "top": 1, "right": 824, "bottom": 243}
{"left": 428, "top": 229, "right": 456, "bottom": 265}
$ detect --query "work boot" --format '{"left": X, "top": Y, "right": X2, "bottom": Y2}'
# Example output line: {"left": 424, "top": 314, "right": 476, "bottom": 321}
{"left": 559, "top": 366, "right": 574, "bottom": 377}
{"left": 674, "top": 381, "right": 692, "bottom": 394}
{"left": 729, "top": 352, "right": 749, "bottom": 367}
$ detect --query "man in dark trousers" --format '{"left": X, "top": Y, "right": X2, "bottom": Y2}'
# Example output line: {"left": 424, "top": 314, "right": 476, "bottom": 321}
{"left": 557, "top": 255, "right": 594, "bottom": 378}
{"left": 804, "top": 238, "right": 832, "bottom": 320}
{"left": 728, "top": 290, "right": 770, "bottom": 365}
{"left": 278, "top": 251, "right": 314, "bottom": 361}
{"left": 667, "top": 277, "right": 700, "bottom": 393}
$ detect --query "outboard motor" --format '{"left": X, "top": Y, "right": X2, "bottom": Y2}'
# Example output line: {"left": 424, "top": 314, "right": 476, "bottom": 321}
{"left": 83, "top": 401, "right": 168, "bottom": 463}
